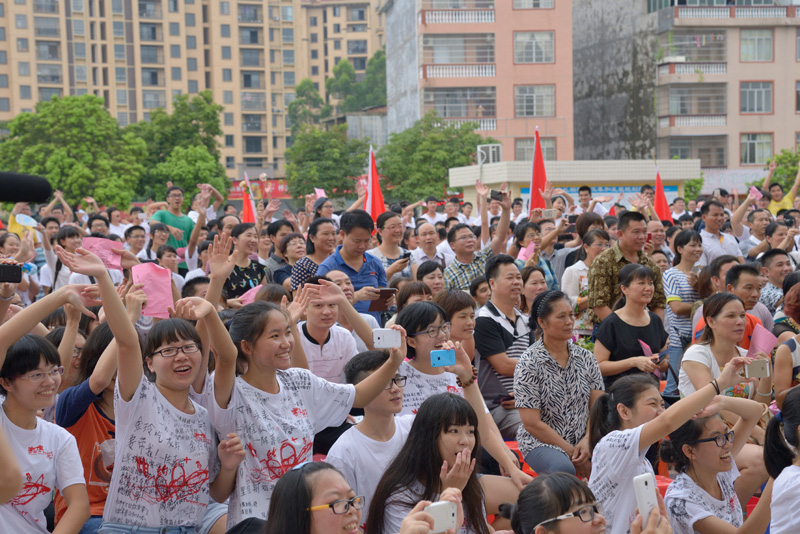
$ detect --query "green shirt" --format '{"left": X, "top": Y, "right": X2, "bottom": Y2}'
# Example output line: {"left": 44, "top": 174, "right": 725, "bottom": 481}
{"left": 150, "top": 210, "right": 194, "bottom": 267}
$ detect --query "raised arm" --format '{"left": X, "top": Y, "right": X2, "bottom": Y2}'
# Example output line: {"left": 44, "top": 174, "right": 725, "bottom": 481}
{"left": 790, "top": 164, "right": 800, "bottom": 200}
{"left": 476, "top": 181, "right": 490, "bottom": 249}
{"left": 57, "top": 304, "right": 82, "bottom": 393}
{"left": 306, "top": 280, "right": 374, "bottom": 351}
{"left": 186, "top": 198, "right": 207, "bottom": 258}
{"left": 491, "top": 185, "right": 512, "bottom": 256}
{"left": 730, "top": 192, "right": 756, "bottom": 239}
{"left": 762, "top": 161, "right": 776, "bottom": 192}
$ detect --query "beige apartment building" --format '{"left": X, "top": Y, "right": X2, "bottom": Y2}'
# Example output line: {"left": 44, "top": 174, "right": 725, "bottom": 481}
{"left": 381, "top": 0, "right": 575, "bottom": 163}
{"left": 0, "top": 0, "right": 384, "bottom": 180}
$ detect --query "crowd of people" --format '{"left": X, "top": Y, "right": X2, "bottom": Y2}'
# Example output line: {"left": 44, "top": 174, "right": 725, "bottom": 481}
{"left": 2, "top": 166, "right": 800, "bottom": 534}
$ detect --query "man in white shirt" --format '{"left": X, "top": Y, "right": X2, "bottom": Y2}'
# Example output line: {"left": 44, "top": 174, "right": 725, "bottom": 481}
{"left": 573, "top": 185, "right": 610, "bottom": 216}
{"left": 444, "top": 197, "right": 467, "bottom": 224}
{"left": 698, "top": 200, "right": 743, "bottom": 266}
{"left": 740, "top": 209, "right": 771, "bottom": 260}
{"left": 419, "top": 196, "right": 446, "bottom": 225}
{"left": 671, "top": 197, "right": 688, "bottom": 222}
{"left": 411, "top": 222, "right": 454, "bottom": 269}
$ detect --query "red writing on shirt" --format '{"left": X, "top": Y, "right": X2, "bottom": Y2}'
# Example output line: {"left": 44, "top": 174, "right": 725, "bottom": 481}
{"left": 446, "top": 385, "right": 460, "bottom": 394}
{"left": 247, "top": 438, "right": 314, "bottom": 483}
{"left": 11, "top": 473, "right": 51, "bottom": 506}
{"left": 26, "top": 445, "right": 53, "bottom": 459}
{"left": 131, "top": 456, "right": 209, "bottom": 505}
{"left": 194, "top": 432, "right": 212, "bottom": 446}
{"left": 291, "top": 408, "right": 308, "bottom": 418}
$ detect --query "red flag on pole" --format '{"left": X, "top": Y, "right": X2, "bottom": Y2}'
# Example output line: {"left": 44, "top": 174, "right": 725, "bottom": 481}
{"left": 654, "top": 170, "right": 671, "bottom": 221}
{"left": 529, "top": 129, "right": 547, "bottom": 216}
{"left": 241, "top": 172, "right": 257, "bottom": 223}
{"left": 364, "top": 145, "right": 384, "bottom": 225}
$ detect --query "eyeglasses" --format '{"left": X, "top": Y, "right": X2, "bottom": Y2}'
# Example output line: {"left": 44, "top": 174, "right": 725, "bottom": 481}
{"left": 150, "top": 343, "right": 200, "bottom": 358}
{"left": 534, "top": 503, "right": 602, "bottom": 531}
{"left": 168, "top": 194, "right": 184, "bottom": 199}
{"left": 73, "top": 346, "right": 83, "bottom": 357}
{"left": 18, "top": 366, "right": 64, "bottom": 383}
{"left": 385, "top": 376, "right": 407, "bottom": 390}
{"left": 408, "top": 322, "right": 451, "bottom": 338}
{"left": 455, "top": 234, "right": 476, "bottom": 242}
{"left": 308, "top": 496, "right": 366, "bottom": 515}
{"left": 692, "top": 430, "right": 734, "bottom": 448}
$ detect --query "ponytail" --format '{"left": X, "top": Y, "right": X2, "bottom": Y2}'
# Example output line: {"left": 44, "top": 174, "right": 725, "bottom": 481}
{"left": 589, "top": 393, "right": 616, "bottom": 452}
{"left": 764, "top": 387, "right": 800, "bottom": 479}
{"left": 589, "top": 374, "right": 660, "bottom": 452}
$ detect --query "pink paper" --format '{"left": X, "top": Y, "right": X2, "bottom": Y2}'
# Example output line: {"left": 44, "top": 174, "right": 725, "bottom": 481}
{"left": 315, "top": 188, "right": 326, "bottom": 199}
{"left": 639, "top": 340, "right": 653, "bottom": 357}
{"left": 131, "top": 263, "right": 173, "bottom": 319}
{"left": 82, "top": 237, "right": 123, "bottom": 271}
{"left": 749, "top": 186, "right": 763, "bottom": 200}
{"left": 239, "top": 285, "right": 262, "bottom": 306}
{"left": 746, "top": 323, "right": 778, "bottom": 359}
{"left": 517, "top": 242, "right": 536, "bottom": 263}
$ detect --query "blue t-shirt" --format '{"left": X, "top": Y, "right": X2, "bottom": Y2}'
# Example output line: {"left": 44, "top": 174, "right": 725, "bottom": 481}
{"left": 317, "top": 245, "right": 387, "bottom": 322}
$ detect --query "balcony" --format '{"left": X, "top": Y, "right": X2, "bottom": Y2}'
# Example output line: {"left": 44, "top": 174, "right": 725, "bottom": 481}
{"left": 675, "top": 6, "right": 799, "bottom": 19}
{"left": 659, "top": 115, "right": 727, "bottom": 128}
{"left": 238, "top": 7, "right": 263, "bottom": 23}
{"left": 658, "top": 62, "right": 727, "bottom": 77}
{"left": 139, "top": 8, "right": 162, "bottom": 19}
{"left": 420, "top": 64, "right": 495, "bottom": 79}
{"left": 441, "top": 117, "right": 496, "bottom": 131}
{"left": 419, "top": 9, "right": 495, "bottom": 24}
{"left": 241, "top": 92, "right": 267, "bottom": 111}
{"left": 33, "top": 1, "right": 58, "bottom": 14}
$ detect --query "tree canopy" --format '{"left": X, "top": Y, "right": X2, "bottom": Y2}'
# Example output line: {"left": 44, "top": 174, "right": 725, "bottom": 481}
{"left": 285, "top": 125, "right": 369, "bottom": 198}
{"left": 150, "top": 145, "right": 229, "bottom": 199}
{"left": 377, "top": 111, "right": 496, "bottom": 201}
{"left": 326, "top": 49, "right": 387, "bottom": 114}
{"left": 0, "top": 94, "right": 146, "bottom": 208}
{"left": 288, "top": 78, "right": 332, "bottom": 135}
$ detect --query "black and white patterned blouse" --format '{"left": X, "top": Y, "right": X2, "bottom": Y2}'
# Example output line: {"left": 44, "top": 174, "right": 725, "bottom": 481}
{"left": 513, "top": 339, "right": 604, "bottom": 458}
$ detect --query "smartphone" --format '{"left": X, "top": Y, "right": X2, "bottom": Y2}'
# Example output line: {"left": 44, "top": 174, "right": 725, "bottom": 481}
{"left": 373, "top": 328, "right": 402, "bottom": 350}
{"left": 494, "top": 394, "right": 514, "bottom": 405}
{"left": 490, "top": 189, "right": 504, "bottom": 202}
{"left": 401, "top": 251, "right": 412, "bottom": 261}
{"left": 633, "top": 473, "right": 659, "bottom": 525}
{"left": 542, "top": 208, "right": 558, "bottom": 219}
{"left": 137, "top": 212, "right": 147, "bottom": 220}
{"left": 568, "top": 214, "right": 579, "bottom": 224}
{"left": 424, "top": 500, "right": 458, "bottom": 533}
{"left": 744, "top": 359, "right": 771, "bottom": 379}
{"left": 430, "top": 349, "right": 456, "bottom": 368}
{"left": 713, "top": 188, "right": 721, "bottom": 198}
{"left": 0, "top": 263, "right": 23, "bottom": 284}
{"left": 367, "top": 288, "right": 397, "bottom": 312}
{"left": 646, "top": 232, "right": 653, "bottom": 242}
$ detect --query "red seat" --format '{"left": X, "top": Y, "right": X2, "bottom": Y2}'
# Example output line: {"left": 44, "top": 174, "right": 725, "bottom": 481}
{"left": 505, "top": 440, "right": 538, "bottom": 478}
{"left": 655, "top": 475, "right": 672, "bottom": 498}
{"left": 746, "top": 496, "right": 759, "bottom": 516}
{"left": 313, "top": 453, "right": 327, "bottom": 462}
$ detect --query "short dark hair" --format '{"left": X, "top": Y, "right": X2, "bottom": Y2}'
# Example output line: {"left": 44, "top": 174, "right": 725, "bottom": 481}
{"left": 41, "top": 216, "right": 60, "bottom": 228}
{"left": 395, "top": 302, "right": 447, "bottom": 360}
{"left": 700, "top": 200, "right": 725, "bottom": 216}
{"left": 88, "top": 214, "right": 110, "bottom": 228}
{"left": 446, "top": 223, "right": 472, "bottom": 244}
{"left": 640, "top": 184, "right": 654, "bottom": 193}
{"left": 578, "top": 185, "right": 592, "bottom": 194}
{"left": 769, "top": 182, "right": 784, "bottom": 192}
{"left": 484, "top": 254, "right": 516, "bottom": 282}
{"left": 339, "top": 209, "right": 375, "bottom": 234}
{"left": 124, "top": 225, "right": 146, "bottom": 239}
{"left": 0, "top": 335, "right": 61, "bottom": 394}
{"left": 267, "top": 219, "right": 294, "bottom": 238}
{"left": 416, "top": 260, "right": 443, "bottom": 282}
{"left": 725, "top": 264, "right": 760, "bottom": 288}
{"left": 617, "top": 210, "right": 646, "bottom": 232}
{"left": 182, "top": 276, "right": 211, "bottom": 298}
{"left": 345, "top": 350, "right": 391, "bottom": 385}
{"left": 156, "top": 244, "right": 177, "bottom": 259}
{"left": 469, "top": 276, "right": 487, "bottom": 297}
{"left": 761, "top": 247, "right": 790, "bottom": 268}
{"left": 167, "top": 185, "right": 184, "bottom": 196}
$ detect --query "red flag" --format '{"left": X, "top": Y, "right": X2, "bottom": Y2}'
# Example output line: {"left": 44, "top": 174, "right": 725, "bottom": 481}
{"left": 529, "top": 129, "right": 547, "bottom": 216}
{"left": 654, "top": 171, "right": 670, "bottom": 221}
{"left": 241, "top": 172, "right": 256, "bottom": 223}
{"left": 364, "top": 145, "right": 384, "bottom": 224}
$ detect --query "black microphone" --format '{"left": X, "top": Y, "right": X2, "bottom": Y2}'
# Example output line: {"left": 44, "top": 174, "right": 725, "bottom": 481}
{"left": 0, "top": 172, "right": 53, "bottom": 203}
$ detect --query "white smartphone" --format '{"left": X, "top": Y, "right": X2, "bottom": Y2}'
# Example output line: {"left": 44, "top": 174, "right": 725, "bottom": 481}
{"left": 373, "top": 328, "right": 401, "bottom": 349}
{"left": 633, "top": 473, "right": 659, "bottom": 525}
{"left": 542, "top": 208, "right": 558, "bottom": 219}
{"left": 137, "top": 212, "right": 147, "bottom": 220}
{"left": 744, "top": 359, "right": 770, "bottom": 379}
{"left": 424, "top": 500, "right": 458, "bottom": 533}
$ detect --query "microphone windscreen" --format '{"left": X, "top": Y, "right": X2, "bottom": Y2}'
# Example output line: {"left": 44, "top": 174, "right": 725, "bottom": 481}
{"left": 0, "top": 172, "right": 53, "bottom": 203}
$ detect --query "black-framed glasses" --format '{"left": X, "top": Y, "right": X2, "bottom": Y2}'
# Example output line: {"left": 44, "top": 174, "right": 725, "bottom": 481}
{"left": 534, "top": 503, "right": 602, "bottom": 531}
{"left": 692, "top": 430, "right": 734, "bottom": 448}
{"left": 385, "top": 376, "right": 407, "bottom": 390}
{"left": 308, "top": 495, "right": 365, "bottom": 514}
{"left": 150, "top": 343, "right": 200, "bottom": 358}
{"left": 408, "top": 322, "right": 451, "bottom": 338}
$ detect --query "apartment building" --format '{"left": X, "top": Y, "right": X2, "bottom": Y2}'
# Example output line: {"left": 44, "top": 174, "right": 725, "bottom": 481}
{"left": 0, "top": 0, "right": 384, "bottom": 180}
{"left": 380, "top": 0, "right": 575, "bottom": 163}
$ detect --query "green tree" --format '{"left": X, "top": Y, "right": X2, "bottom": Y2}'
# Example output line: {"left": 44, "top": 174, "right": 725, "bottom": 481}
{"left": 325, "top": 49, "right": 387, "bottom": 114}
{"left": 751, "top": 149, "right": 800, "bottom": 192}
{"left": 683, "top": 176, "right": 704, "bottom": 201}
{"left": 150, "top": 145, "right": 229, "bottom": 199}
{"left": 126, "top": 90, "right": 225, "bottom": 199}
{"left": 377, "top": 111, "right": 496, "bottom": 201}
{"left": 285, "top": 125, "right": 369, "bottom": 198}
{"left": 0, "top": 94, "right": 146, "bottom": 208}
{"left": 288, "top": 78, "right": 332, "bottom": 135}
{"left": 326, "top": 59, "right": 358, "bottom": 114}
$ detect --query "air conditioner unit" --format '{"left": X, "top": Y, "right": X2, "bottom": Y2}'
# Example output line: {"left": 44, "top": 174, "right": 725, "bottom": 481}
{"left": 477, "top": 144, "right": 502, "bottom": 165}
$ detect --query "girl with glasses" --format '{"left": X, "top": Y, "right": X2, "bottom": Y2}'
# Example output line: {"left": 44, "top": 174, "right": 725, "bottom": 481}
{"left": 660, "top": 395, "right": 771, "bottom": 534}
{"left": 136, "top": 222, "right": 169, "bottom": 262}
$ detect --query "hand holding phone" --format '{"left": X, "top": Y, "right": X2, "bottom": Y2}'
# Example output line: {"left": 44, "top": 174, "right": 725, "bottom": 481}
{"left": 542, "top": 208, "right": 558, "bottom": 219}
{"left": 430, "top": 349, "right": 456, "bottom": 368}
{"left": 424, "top": 500, "right": 458, "bottom": 533}
{"left": 744, "top": 358, "right": 770, "bottom": 379}
{"left": 490, "top": 190, "right": 504, "bottom": 202}
{"left": 373, "top": 328, "right": 402, "bottom": 349}
{"left": 367, "top": 288, "right": 397, "bottom": 312}
{"left": 633, "top": 473, "right": 659, "bottom": 526}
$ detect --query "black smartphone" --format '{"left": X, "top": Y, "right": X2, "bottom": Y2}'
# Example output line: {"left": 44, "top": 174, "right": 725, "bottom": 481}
{"left": 401, "top": 251, "right": 412, "bottom": 261}
{"left": 568, "top": 214, "right": 579, "bottom": 224}
{"left": 0, "top": 264, "right": 22, "bottom": 284}
{"left": 490, "top": 190, "right": 503, "bottom": 202}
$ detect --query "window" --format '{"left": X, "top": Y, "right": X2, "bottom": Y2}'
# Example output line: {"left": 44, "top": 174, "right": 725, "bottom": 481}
{"left": 74, "top": 42, "right": 85, "bottom": 58}
{"left": 115, "top": 66, "right": 126, "bottom": 81}
{"left": 741, "top": 133, "right": 772, "bottom": 165}
{"left": 282, "top": 49, "right": 293, "bottom": 65}
{"left": 514, "top": 32, "right": 554, "bottom": 63}
{"left": 72, "top": 0, "right": 83, "bottom": 11}
{"left": 281, "top": 5, "right": 292, "bottom": 21}
{"left": 221, "top": 24, "right": 230, "bottom": 37}
{"left": 515, "top": 85, "right": 555, "bottom": 117}
{"left": 188, "top": 80, "right": 198, "bottom": 93}
{"left": 349, "top": 7, "right": 365, "bottom": 21}
{"left": 223, "top": 90, "right": 232, "bottom": 104}
{"left": 349, "top": 24, "right": 367, "bottom": 32}
{"left": 73, "top": 19, "right": 84, "bottom": 35}
{"left": 334, "top": 40, "right": 341, "bottom": 50}
{"left": 0, "top": 28, "right": 4, "bottom": 41}
{"left": 75, "top": 65, "right": 86, "bottom": 82}
{"left": 17, "top": 38, "right": 28, "bottom": 52}
{"left": 143, "top": 68, "right": 161, "bottom": 86}
{"left": 741, "top": 29, "right": 772, "bottom": 62}
{"left": 222, "top": 46, "right": 231, "bottom": 59}
{"left": 225, "top": 134, "right": 234, "bottom": 147}
{"left": 796, "top": 81, "right": 800, "bottom": 113}
{"left": 514, "top": 0, "right": 553, "bottom": 7}
{"left": 797, "top": 29, "right": 799, "bottom": 61}
{"left": 0, "top": 98, "right": 9, "bottom": 111}
{"left": 0, "top": 74, "right": 6, "bottom": 88}
{"left": 224, "top": 111, "right": 233, "bottom": 125}
{"left": 333, "top": 23, "right": 340, "bottom": 33}
{"left": 310, "top": 34, "right": 317, "bottom": 44}
{"left": 241, "top": 28, "right": 259, "bottom": 45}
{"left": 142, "top": 90, "right": 165, "bottom": 108}
{"left": 226, "top": 157, "right": 235, "bottom": 169}
{"left": 311, "top": 49, "right": 318, "bottom": 60}
{"left": 0, "top": 3, "right": 4, "bottom": 15}
{"left": 282, "top": 28, "right": 293, "bottom": 43}
{"left": 20, "top": 85, "right": 31, "bottom": 99}
{"left": 140, "top": 23, "right": 159, "bottom": 41}
{"left": 0, "top": 52, "right": 8, "bottom": 65}
{"left": 140, "top": 45, "right": 161, "bottom": 63}
{"left": 186, "top": 35, "right": 196, "bottom": 49}
{"left": 15, "top": 14, "right": 25, "bottom": 28}
{"left": 241, "top": 49, "right": 260, "bottom": 66}
{"left": 333, "top": 6, "right": 340, "bottom": 16}
{"left": 116, "top": 112, "right": 128, "bottom": 126}
{"left": 740, "top": 81, "right": 772, "bottom": 114}
{"left": 169, "top": 44, "right": 179, "bottom": 58}
{"left": 347, "top": 40, "right": 367, "bottom": 55}
{"left": 310, "top": 16, "right": 317, "bottom": 27}
{"left": 220, "top": 1, "right": 228, "bottom": 14}
{"left": 36, "top": 41, "right": 59, "bottom": 60}
{"left": 187, "top": 57, "right": 197, "bottom": 70}
{"left": 114, "top": 44, "right": 125, "bottom": 60}
{"left": 245, "top": 137, "right": 262, "bottom": 153}
{"left": 242, "top": 71, "right": 260, "bottom": 88}
{"left": 222, "top": 68, "right": 231, "bottom": 81}
{"left": 515, "top": 138, "right": 555, "bottom": 161}
{"left": 284, "top": 71, "right": 295, "bottom": 86}
{"left": 168, "top": 0, "right": 177, "bottom": 12}
{"left": 352, "top": 57, "right": 366, "bottom": 70}
{"left": 311, "top": 66, "right": 318, "bottom": 76}
{"left": 112, "top": 0, "right": 122, "bottom": 13}
{"left": 185, "top": 13, "right": 194, "bottom": 26}
{"left": 18, "top": 61, "right": 29, "bottom": 75}
{"left": 117, "top": 88, "right": 127, "bottom": 104}
{"left": 37, "top": 63, "right": 61, "bottom": 83}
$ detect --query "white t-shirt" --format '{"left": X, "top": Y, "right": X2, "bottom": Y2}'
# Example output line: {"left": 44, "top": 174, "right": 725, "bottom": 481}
{"left": 678, "top": 344, "right": 750, "bottom": 398}
{"left": 299, "top": 323, "right": 359, "bottom": 383}
{"left": 171, "top": 271, "right": 185, "bottom": 292}
{"left": 398, "top": 361, "right": 488, "bottom": 417}
{"left": 771, "top": 465, "right": 800, "bottom": 533}
{"left": 664, "top": 462, "right": 741, "bottom": 534}
{"left": 184, "top": 268, "right": 207, "bottom": 283}
{"left": 206, "top": 369, "right": 355, "bottom": 528}
{"left": 0, "top": 407, "right": 85, "bottom": 533}
{"left": 103, "top": 376, "right": 220, "bottom": 528}
{"left": 69, "top": 270, "right": 125, "bottom": 287}
{"left": 326, "top": 414, "right": 415, "bottom": 529}
{"left": 383, "top": 480, "right": 479, "bottom": 534}
{"left": 348, "top": 314, "right": 380, "bottom": 353}
{"left": 188, "top": 207, "right": 217, "bottom": 224}
{"left": 39, "top": 262, "right": 71, "bottom": 290}
{"left": 589, "top": 425, "right": 654, "bottom": 534}
{"left": 109, "top": 223, "right": 131, "bottom": 237}
{"left": 574, "top": 203, "right": 609, "bottom": 216}
{"left": 420, "top": 212, "right": 447, "bottom": 225}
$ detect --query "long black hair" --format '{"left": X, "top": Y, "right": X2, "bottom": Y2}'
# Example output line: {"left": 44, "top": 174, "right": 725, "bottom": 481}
{"left": 229, "top": 301, "right": 288, "bottom": 372}
{"left": 672, "top": 230, "right": 702, "bottom": 266}
{"left": 765, "top": 387, "right": 800, "bottom": 479}
{"left": 589, "top": 373, "right": 660, "bottom": 451}
{"left": 366, "top": 393, "right": 489, "bottom": 534}
{"left": 395, "top": 301, "right": 447, "bottom": 360}
{"left": 612, "top": 263, "right": 655, "bottom": 311}
{"left": 265, "top": 461, "right": 345, "bottom": 534}
{"left": 660, "top": 415, "right": 722, "bottom": 474}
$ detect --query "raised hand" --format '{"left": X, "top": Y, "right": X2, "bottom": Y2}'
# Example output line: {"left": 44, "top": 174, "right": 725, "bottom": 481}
{"left": 207, "top": 233, "right": 235, "bottom": 279}
{"left": 56, "top": 246, "right": 108, "bottom": 279}
{"left": 60, "top": 284, "right": 100, "bottom": 317}
{"left": 305, "top": 278, "right": 346, "bottom": 305}
{"left": 628, "top": 194, "right": 648, "bottom": 211}
{"left": 17, "top": 231, "right": 35, "bottom": 262}
{"left": 111, "top": 248, "right": 141, "bottom": 270}
{"left": 355, "top": 180, "right": 367, "bottom": 198}
{"left": 769, "top": 161, "right": 777, "bottom": 172}
{"left": 264, "top": 199, "right": 282, "bottom": 221}
{"left": 168, "top": 226, "right": 185, "bottom": 241}
{"left": 439, "top": 449, "right": 475, "bottom": 492}
{"left": 284, "top": 287, "right": 310, "bottom": 324}
{"left": 475, "top": 180, "right": 488, "bottom": 197}
{"left": 170, "top": 296, "right": 216, "bottom": 321}
{"left": 282, "top": 209, "right": 298, "bottom": 226}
